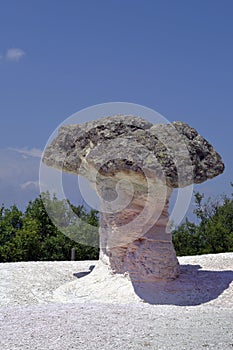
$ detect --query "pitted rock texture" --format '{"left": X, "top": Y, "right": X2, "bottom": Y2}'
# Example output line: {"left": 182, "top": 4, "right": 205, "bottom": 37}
{"left": 43, "top": 115, "right": 224, "bottom": 282}
{"left": 43, "top": 115, "right": 224, "bottom": 188}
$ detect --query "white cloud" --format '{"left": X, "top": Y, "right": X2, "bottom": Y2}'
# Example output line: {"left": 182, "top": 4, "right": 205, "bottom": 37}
{"left": 0, "top": 148, "right": 40, "bottom": 208}
{"left": 20, "top": 181, "right": 39, "bottom": 190}
{"left": 6, "top": 48, "right": 26, "bottom": 62}
{"left": 9, "top": 147, "right": 42, "bottom": 158}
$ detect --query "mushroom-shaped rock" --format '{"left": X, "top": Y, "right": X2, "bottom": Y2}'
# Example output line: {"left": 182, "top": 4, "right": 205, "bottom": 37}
{"left": 43, "top": 115, "right": 224, "bottom": 282}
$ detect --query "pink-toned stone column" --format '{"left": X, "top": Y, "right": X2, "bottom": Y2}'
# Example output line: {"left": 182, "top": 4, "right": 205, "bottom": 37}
{"left": 97, "top": 172, "right": 180, "bottom": 282}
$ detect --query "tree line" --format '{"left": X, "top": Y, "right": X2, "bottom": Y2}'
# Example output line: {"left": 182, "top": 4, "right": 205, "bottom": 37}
{"left": 0, "top": 186, "right": 233, "bottom": 262}
{"left": 172, "top": 185, "right": 233, "bottom": 256}
{"left": 0, "top": 193, "right": 99, "bottom": 262}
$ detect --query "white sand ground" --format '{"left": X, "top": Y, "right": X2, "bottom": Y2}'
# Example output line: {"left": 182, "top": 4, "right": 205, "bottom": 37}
{"left": 0, "top": 253, "right": 232, "bottom": 349}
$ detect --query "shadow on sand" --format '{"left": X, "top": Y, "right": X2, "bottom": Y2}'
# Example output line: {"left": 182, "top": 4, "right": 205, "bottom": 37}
{"left": 73, "top": 265, "right": 95, "bottom": 279}
{"left": 132, "top": 264, "right": 233, "bottom": 306}
{"left": 73, "top": 263, "right": 233, "bottom": 306}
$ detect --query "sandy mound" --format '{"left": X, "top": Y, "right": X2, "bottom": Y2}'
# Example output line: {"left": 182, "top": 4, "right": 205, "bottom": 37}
{"left": 0, "top": 253, "right": 232, "bottom": 307}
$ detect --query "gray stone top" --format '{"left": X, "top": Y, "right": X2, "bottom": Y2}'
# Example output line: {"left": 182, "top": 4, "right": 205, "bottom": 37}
{"left": 43, "top": 115, "right": 224, "bottom": 188}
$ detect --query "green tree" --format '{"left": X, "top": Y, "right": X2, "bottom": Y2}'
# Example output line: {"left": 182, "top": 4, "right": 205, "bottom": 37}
{"left": 0, "top": 204, "right": 23, "bottom": 260}
{"left": 172, "top": 185, "right": 233, "bottom": 256}
{"left": 0, "top": 193, "right": 99, "bottom": 262}
{"left": 203, "top": 195, "right": 233, "bottom": 253}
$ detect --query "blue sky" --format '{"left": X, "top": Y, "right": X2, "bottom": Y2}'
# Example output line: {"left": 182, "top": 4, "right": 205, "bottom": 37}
{"left": 0, "top": 0, "right": 233, "bottom": 219}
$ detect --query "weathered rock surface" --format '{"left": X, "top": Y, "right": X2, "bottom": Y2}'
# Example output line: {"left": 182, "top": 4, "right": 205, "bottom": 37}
{"left": 44, "top": 115, "right": 224, "bottom": 188}
{"left": 43, "top": 115, "right": 224, "bottom": 282}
